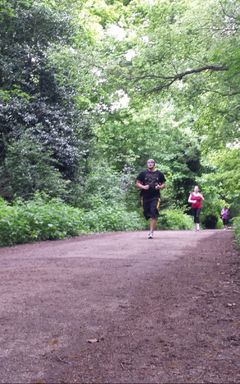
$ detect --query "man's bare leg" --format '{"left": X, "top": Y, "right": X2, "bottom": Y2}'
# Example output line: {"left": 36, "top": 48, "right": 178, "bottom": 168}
{"left": 148, "top": 218, "right": 157, "bottom": 238}
{"left": 150, "top": 218, "right": 157, "bottom": 232}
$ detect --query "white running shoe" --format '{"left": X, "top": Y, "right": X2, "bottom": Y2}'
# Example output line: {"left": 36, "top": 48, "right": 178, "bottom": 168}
{"left": 148, "top": 232, "right": 153, "bottom": 239}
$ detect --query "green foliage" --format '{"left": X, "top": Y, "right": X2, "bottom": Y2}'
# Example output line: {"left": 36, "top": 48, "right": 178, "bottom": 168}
{"left": 95, "top": 102, "right": 202, "bottom": 209}
{"left": 233, "top": 217, "right": 240, "bottom": 247}
{"left": 202, "top": 214, "right": 223, "bottom": 230}
{"left": 83, "top": 204, "right": 145, "bottom": 232}
{"left": 0, "top": 0, "right": 94, "bottom": 199}
{"left": 0, "top": 0, "right": 240, "bottom": 242}
{"left": 203, "top": 149, "right": 240, "bottom": 203}
{"left": 191, "top": 181, "right": 224, "bottom": 229}
{"left": 198, "top": 148, "right": 240, "bottom": 227}
{"left": 0, "top": 195, "right": 86, "bottom": 246}
{"left": 158, "top": 209, "right": 194, "bottom": 230}
{"left": 0, "top": 194, "right": 144, "bottom": 246}
{"left": 0, "top": 195, "right": 198, "bottom": 247}
{"left": 0, "top": 135, "right": 68, "bottom": 199}
{"left": 75, "top": 161, "right": 134, "bottom": 208}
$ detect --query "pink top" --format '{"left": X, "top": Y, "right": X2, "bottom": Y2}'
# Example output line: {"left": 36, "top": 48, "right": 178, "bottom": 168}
{"left": 190, "top": 193, "right": 203, "bottom": 208}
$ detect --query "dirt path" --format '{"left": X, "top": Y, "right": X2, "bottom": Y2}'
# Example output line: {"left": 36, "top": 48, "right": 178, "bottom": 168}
{"left": 0, "top": 230, "right": 239, "bottom": 383}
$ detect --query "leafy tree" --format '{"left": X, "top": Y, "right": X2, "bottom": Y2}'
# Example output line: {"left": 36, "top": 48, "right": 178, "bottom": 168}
{"left": 0, "top": 0, "right": 94, "bottom": 199}
{"left": 201, "top": 148, "right": 240, "bottom": 203}
{"left": 0, "top": 134, "right": 67, "bottom": 199}
{"left": 94, "top": 97, "right": 202, "bottom": 209}
{"left": 1, "top": 0, "right": 239, "bottom": 225}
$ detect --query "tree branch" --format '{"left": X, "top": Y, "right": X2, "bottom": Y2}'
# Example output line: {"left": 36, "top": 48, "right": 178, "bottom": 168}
{"left": 145, "top": 65, "right": 228, "bottom": 94}
{"left": 219, "top": 1, "right": 240, "bottom": 23}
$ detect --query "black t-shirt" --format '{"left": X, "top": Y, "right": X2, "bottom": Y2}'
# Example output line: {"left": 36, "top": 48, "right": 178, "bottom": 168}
{"left": 136, "top": 170, "right": 166, "bottom": 198}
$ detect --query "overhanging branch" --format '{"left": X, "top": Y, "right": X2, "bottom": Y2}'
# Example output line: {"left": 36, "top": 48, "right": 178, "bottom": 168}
{"left": 142, "top": 65, "right": 228, "bottom": 94}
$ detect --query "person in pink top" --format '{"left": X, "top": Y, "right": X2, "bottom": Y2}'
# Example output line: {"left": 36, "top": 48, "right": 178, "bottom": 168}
{"left": 188, "top": 185, "right": 204, "bottom": 231}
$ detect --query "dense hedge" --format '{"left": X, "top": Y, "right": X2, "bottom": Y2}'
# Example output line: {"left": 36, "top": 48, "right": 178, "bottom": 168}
{"left": 158, "top": 209, "right": 194, "bottom": 230}
{"left": 0, "top": 196, "right": 145, "bottom": 246}
{"left": 233, "top": 217, "right": 240, "bottom": 247}
{"left": 0, "top": 197, "right": 195, "bottom": 247}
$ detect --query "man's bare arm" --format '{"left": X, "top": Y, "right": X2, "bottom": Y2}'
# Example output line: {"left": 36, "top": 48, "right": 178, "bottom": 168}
{"left": 155, "top": 183, "right": 166, "bottom": 190}
{"left": 136, "top": 180, "right": 149, "bottom": 190}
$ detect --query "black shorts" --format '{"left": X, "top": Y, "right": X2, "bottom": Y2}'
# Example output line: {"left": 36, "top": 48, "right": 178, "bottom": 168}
{"left": 142, "top": 197, "right": 160, "bottom": 220}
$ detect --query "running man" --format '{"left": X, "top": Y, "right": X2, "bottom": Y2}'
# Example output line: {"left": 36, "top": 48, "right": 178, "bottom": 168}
{"left": 136, "top": 159, "right": 166, "bottom": 239}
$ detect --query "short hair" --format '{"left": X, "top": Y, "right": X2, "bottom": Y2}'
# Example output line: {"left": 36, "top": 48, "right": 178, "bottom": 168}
{"left": 147, "top": 158, "right": 155, "bottom": 165}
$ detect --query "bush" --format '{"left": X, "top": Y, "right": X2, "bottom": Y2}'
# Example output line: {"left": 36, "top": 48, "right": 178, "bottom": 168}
{"left": 77, "top": 162, "right": 130, "bottom": 210}
{"left": 0, "top": 136, "right": 68, "bottom": 199}
{"left": 233, "top": 216, "right": 240, "bottom": 247}
{"left": 84, "top": 205, "right": 145, "bottom": 232}
{"left": 0, "top": 195, "right": 145, "bottom": 246}
{"left": 0, "top": 195, "right": 86, "bottom": 246}
{"left": 158, "top": 209, "right": 194, "bottom": 230}
{"left": 196, "top": 184, "right": 225, "bottom": 229}
{"left": 202, "top": 214, "right": 218, "bottom": 229}
{"left": 0, "top": 197, "right": 196, "bottom": 247}
{"left": 201, "top": 212, "right": 223, "bottom": 229}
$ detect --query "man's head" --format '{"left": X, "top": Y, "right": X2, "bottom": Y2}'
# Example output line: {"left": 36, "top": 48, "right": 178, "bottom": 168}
{"left": 147, "top": 159, "right": 155, "bottom": 171}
